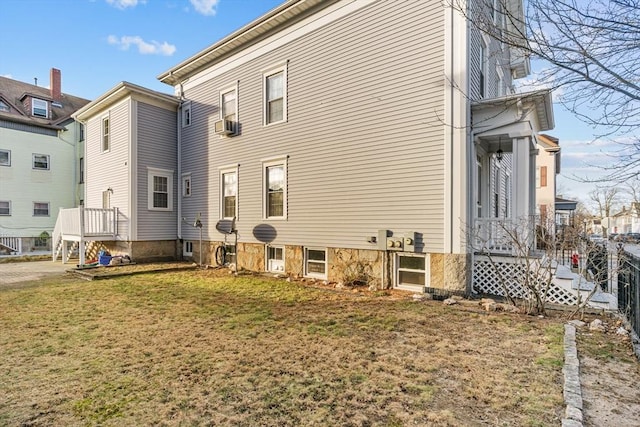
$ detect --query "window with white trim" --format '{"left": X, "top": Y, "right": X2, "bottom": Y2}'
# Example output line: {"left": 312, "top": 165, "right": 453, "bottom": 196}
{"left": 33, "top": 202, "right": 50, "bottom": 217}
{"left": 182, "top": 173, "right": 192, "bottom": 197}
{"left": 147, "top": 168, "right": 173, "bottom": 211}
{"left": 305, "top": 248, "right": 327, "bottom": 279}
{"left": 395, "top": 253, "right": 428, "bottom": 289}
{"left": 220, "top": 85, "right": 238, "bottom": 134}
{"left": 264, "top": 64, "right": 287, "bottom": 125}
{"left": 220, "top": 167, "right": 238, "bottom": 219}
{"left": 102, "top": 116, "right": 110, "bottom": 152}
{"left": 79, "top": 157, "right": 84, "bottom": 183}
{"left": 33, "top": 154, "right": 50, "bottom": 170}
{"left": 266, "top": 245, "right": 285, "bottom": 272}
{"left": 263, "top": 157, "right": 287, "bottom": 219}
{"left": 182, "top": 101, "right": 191, "bottom": 127}
{"left": 0, "top": 201, "right": 10, "bottom": 216}
{"left": 0, "top": 149, "right": 10, "bottom": 166}
{"left": 32, "top": 98, "right": 48, "bottom": 118}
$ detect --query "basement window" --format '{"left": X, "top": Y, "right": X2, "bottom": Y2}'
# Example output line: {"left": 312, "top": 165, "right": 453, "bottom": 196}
{"left": 395, "top": 254, "right": 428, "bottom": 290}
{"left": 266, "top": 245, "right": 285, "bottom": 273}
{"left": 305, "top": 248, "right": 327, "bottom": 279}
{"left": 183, "top": 241, "right": 193, "bottom": 257}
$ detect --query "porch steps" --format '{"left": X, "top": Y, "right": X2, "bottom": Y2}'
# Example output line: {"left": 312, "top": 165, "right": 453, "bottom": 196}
{"left": 0, "top": 236, "right": 22, "bottom": 254}
{"left": 551, "top": 265, "right": 617, "bottom": 310}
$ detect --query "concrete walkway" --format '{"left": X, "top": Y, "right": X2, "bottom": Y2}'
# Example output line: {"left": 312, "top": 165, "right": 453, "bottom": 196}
{"left": 0, "top": 261, "right": 72, "bottom": 286}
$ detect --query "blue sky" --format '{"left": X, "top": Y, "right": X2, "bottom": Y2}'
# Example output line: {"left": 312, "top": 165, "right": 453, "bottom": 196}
{"left": 0, "top": 0, "right": 621, "bottom": 206}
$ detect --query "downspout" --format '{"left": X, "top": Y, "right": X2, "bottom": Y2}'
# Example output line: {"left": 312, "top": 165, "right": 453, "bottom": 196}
{"left": 177, "top": 81, "right": 184, "bottom": 241}
{"left": 448, "top": 1, "right": 455, "bottom": 255}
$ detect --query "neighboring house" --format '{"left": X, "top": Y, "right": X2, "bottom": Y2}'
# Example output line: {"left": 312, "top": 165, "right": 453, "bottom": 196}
{"left": 0, "top": 69, "right": 89, "bottom": 254}
{"left": 609, "top": 204, "right": 640, "bottom": 235}
{"left": 536, "top": 134, "right": 561, "bottom": 227}
{"left": 57, "top": 0, "right": 555, "bottom": 293}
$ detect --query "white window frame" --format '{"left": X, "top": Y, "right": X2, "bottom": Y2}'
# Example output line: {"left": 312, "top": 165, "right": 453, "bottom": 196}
{"left": 219, "top": 165, "right": 239, "bottom": 220}
{"left": 266, "top": 245, "right": 285, "bottom": 273}
{"left": 479, "top": 39, "right": 487, "bottom": 99}
{"left": 182, "top": 173, "right": 192, "bottom": 198}
{"left": 0, "top": 149, "right": 10, "bottom": 166}
{"left": 181, "top": 101, "right": 192, "bottom": 128}
{"left": 0, "top": 201, "right": 10, "bottom": 216}
{"left": 183, "top": 241, "right": 193, "bottom": 257}
{"left": 33, "top": 202, "right": 50, "bottom": 217}
{"left": 32, "top": 98, "right": 48, "bottom": 118}
{"left": 263, "top": 63, "right": 288, "bottom": 126}
{"left": 219, "top": 84, "right": 239, "bottom": 135}
{"left": 262, "top": 156, "right": 287, "bottom": 220}
{"left": 32, "top": 153, "right": 50, "bottom": 170}
{"left": 79, "top": 157, "right": 85, "bottom": 184}
{"left": 304, "top": 247, "right": 327, "bottom": 279}
{"left": 102, "top": 115, "right": 110, "bottom": 152}
{"left": 394, "top": 253, "right": 429, "bottom": 290}
{"left": 147, "top": 167, "right": 174, "bottom": 211}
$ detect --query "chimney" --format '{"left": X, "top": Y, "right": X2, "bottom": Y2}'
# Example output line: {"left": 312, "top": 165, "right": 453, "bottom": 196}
{"left": 50, "top": 68, "right": 61, "bottom": 101}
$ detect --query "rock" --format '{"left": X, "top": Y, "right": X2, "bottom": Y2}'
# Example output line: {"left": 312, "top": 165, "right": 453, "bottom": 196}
{"left": 616, "top": 327, "right": 629, "bottom": 336}
{"left": 335, "top": 282, "right": 345, "bottom": 289}
{"left": 368, "top": 284, "right": 377, "bottom": 291}
{"left": 498, "top": 303, "right": 520, "bottom": 313}
{"left": 286, "top": 277, "right": 292, "bottom": 282}
{"left": 569, "top": 320, "right": 586, "bottom": 328}
{"left": 412, "top": 294, "right": 426, "bottom": 301}
{"left": 451, "top": 295, "right": 464, "bottom": 301}
{"left": 323, "top": 280, "right": 330, "bottom": 286}
{"left": 483, "top": 301, "right": 498, "bottom": 312}
{"left": 443, "top": 298, "right": 458, "bottom": 305}
{"left": 589, "top": 319, "right": 606, "bottom": 332}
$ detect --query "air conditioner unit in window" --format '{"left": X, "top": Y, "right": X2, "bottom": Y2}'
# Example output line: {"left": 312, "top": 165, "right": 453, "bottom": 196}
{"left": 214, "top": 119, "right": 234, "bottom": 136}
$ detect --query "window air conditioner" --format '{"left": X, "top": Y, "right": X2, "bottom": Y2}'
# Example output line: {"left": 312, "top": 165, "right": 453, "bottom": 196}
{"left": 214, "top": 119, "right": 234, "bottom": 136}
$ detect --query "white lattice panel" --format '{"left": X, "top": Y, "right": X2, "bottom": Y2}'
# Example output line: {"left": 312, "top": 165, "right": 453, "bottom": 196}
{"left": 473, "top": 256, "right": 579, "bottom": 306}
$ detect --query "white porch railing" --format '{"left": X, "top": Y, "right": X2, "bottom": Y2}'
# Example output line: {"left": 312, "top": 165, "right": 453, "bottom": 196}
{"left": 0, "top": 235, "right": 22, "bottom": 254}
{"left": 52, "top": 206, "right": 118, "bottom": 263}
{"left": 474, "top": 217, "right": 538, "bottom": 255}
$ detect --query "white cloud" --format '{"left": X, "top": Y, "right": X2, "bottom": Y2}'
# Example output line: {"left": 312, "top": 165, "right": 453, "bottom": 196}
{"left": 106, "top": 0, "right": 145, "bottom": 9}
{"left": 190, "top": 0, "right": 219, "bottom": 16}
{"left": 107, "top": 35, "right": 176, "bottom": 56}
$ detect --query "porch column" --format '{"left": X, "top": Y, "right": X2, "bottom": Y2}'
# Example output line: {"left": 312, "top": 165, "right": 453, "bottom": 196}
{"left": 511, "top": 136, "right": 535, "bottom": 221}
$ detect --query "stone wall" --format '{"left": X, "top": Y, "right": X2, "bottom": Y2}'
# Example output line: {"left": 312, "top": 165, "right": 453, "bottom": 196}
{"left": 329, "top": 248, "right": 383, "bottom": 289}
{"left": 99, "top": 240, "right": 177, "bottom": 263}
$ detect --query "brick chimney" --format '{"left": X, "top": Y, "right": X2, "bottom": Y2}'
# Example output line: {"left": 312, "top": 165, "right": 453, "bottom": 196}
{"left": 50, "top": 68, "right": 61, "bottom": 102}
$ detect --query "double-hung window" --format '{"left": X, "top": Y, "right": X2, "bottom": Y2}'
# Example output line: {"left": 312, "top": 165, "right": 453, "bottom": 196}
{"left": 264, "top": 64, "right": 287, "bottom": 125}
{"left": 0, "top": 149, "right": 10, "bottom": 166}
{"left": 479, "top": 41, "right": 487, "bottom": 98}
{"left": 182, "top": 101, "right": 191, "bottom": 127}
{"left": 147, "top": 167, "right": 173, "bottom": 211}
{"left": 262, "top": 157, "right": 287, "bottom": 219}
{"left": 33, "top": 202, "right": 50, "bottom": 217}
{"left": 102, "top": 116, "right": 110, "bottom": 152}
{"left": 220, "top": 85, "right": 238, "bottom": 134}
{"left": 33, "top": 154, "right": 49, "bottom": 170}
{"left": 220, "top": 165, "right": 238, "bottom": 219}
{"left": 32, "top": 98, "right": 48, "bottom": 118}
{"left": 182, "top": 173, "right": 192, "bottom": 197}
{"left": 0, "top": 201, "right": 10, "bottom": 216}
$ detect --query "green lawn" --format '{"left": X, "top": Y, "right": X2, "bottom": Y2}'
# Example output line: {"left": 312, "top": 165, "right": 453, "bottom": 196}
{"left": 0, "top": 270, "right": 564, "bottom": 426}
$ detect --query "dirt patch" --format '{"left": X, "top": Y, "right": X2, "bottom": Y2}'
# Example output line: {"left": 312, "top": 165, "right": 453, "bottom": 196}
{"left": 578, "top": 324, "right": 640, "bottom": 427}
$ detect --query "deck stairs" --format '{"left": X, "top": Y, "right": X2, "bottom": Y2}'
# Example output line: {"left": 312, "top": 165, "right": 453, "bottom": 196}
{"left": 52, "top": 206, "right": 118, "bottom": 265}
{"left": 0, "top": 235, "right": 22, "bottom": 254}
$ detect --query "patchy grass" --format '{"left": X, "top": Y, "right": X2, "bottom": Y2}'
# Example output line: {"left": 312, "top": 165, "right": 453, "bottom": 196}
{"left": 0, "top": 270, "right": 564, "bottom": 426}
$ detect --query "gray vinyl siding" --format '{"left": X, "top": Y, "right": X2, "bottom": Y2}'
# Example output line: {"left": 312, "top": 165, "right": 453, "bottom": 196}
{"left": 136, "top": 102, "right": 178, "bottom": 240}
{"left": 84, "top": 101, "right": 130, "bottom": 240}
{"left": 181, "top": 0, "right": 445, "bottom": 253}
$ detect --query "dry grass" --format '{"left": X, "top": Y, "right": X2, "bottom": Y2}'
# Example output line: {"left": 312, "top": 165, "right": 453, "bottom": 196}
{"left": 0, "top": 270, "right": 564, "bottom": 426}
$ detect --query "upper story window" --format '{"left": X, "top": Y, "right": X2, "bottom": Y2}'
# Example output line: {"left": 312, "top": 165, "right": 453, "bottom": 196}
{"left": 264, "top": 64, "right": 287, "bottom": 125}
{"left": 33, "top": 202, "right": 50, "bottom": 217}
{"left": 182, "top": 173, "right": 192, "bottom": 197}
{"left": 479, "top": 41, "right": 487, "bottom": 99}
{"left": 33, "top": 154, "right": 50, "bottom": 170}
{"left": 147, "top": 167, "right": 173, "bottom": 211}
{"left": 102, "top": 116, "right": 110, "bottom": 152}
{"left": 79, "top": 157, "right": 85, "bottom": 184}
{"left": 220, "top": 85, "right": 238, "bottom": 134}
{"left": 0, "top": 149, "right": 10, "bottom": 166}
{"left": 79, "top": 123, "right": 85, "bottom": 142}
{"left": 263, "top": 157, "right": 287, "bottom": 219}
{"left": 0, "top": 201, "right": 10, "bottom": 216}
{"left": 220, "top": 166, "right": 238, "bottom": 219}
{"left": 32, "top": 98, "right": 48, "bottom": 118}
{"left": 0, "top": 100, "right": 9, "bottom": 112}
{"left": 182, "top": 101, "right": 191, "bottom": 128}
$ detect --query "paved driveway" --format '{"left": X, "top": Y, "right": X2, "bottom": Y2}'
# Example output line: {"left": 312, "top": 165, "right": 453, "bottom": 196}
{"left": 0, "top": 261, "right": 72, "bottom": 286}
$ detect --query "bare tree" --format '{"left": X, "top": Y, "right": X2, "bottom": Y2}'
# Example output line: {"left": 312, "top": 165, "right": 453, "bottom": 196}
{"left": 450, "top": 0, "right": 640, "bottom": 180}
{"left": 588, "top": 186, "right": 620, "bottom": 218}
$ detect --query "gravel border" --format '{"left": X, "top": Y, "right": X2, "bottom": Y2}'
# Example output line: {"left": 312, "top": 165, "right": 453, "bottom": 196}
{"left": 562, "top": 323, "right": 583, "bottom": 426}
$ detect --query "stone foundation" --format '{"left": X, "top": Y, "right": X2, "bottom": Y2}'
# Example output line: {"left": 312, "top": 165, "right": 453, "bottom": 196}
{"left": 442, "top": 253, "right": 471, "bottom": 292}
{"left": 99, "top": 240, "right": 178, "bottom": 263}
{"left": 329, "top": 248, "right": 383, "bottom": 289}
